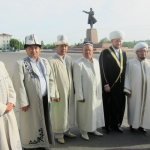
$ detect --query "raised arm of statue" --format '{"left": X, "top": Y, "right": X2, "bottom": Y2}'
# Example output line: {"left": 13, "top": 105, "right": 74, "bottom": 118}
{"left": 82, "top": 10, "right": 90, "bottom": 14}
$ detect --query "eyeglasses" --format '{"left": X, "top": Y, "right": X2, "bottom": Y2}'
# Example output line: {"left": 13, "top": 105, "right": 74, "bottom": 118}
{"left": 137, "top": 50, "right": 148, "bottom": 53}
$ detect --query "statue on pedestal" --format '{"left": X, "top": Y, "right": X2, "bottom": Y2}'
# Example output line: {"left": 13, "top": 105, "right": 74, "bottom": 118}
{"left": 83, "top": 8, "right": 97, "bottom": 29}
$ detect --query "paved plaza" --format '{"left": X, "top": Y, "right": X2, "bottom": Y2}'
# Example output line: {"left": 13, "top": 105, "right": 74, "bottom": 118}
{"left": 0, "top": 51, "right": 150, "bottom": 150}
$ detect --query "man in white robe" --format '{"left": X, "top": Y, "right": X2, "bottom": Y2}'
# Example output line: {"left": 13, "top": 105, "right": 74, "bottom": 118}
{"left": 124, "top": 42, "right": 150, "bottom": 133}
{"left": 73, "top": 41, "right": 105, "bottom": 140}
{"left": 12, "top": 34, "right": 55, "bottom": 150}
{"left": 0, "top": 61, "right": 22, "bottom": 150}
{"left": 47, "top": 35, "right": 76, "bottom": 144}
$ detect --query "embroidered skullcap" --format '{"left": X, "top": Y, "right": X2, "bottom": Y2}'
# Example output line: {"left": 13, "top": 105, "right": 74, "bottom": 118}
{"left": 83, "top": 41, "right": 93, "bottom": 47}
{"left": 109, "top": 31, "right": 125, "bottom": 40}
{"left": 133, "top": 42, "right": 148, "bottom": 53}
{"left": 24, "top": 34, "right": 41, "bottom": 49}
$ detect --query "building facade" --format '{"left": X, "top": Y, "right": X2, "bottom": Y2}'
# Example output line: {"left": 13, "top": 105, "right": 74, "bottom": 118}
{"left": 0, "top": 33, "right": 12, "bottom": 49}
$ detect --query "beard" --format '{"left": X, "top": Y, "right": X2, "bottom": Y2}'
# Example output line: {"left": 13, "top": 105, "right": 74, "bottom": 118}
{"left": 113, "top": 45, "right": 121, "bottom": 49}
{"left": 140, "top": 57, "right": 146, "bottom": 60}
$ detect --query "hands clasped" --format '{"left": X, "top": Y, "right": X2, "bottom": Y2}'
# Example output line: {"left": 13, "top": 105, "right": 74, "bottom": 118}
{"left": 54, "top": 98, "right": 60, "bottom": 102}
{"left": 21, "top": 105, "right": 29, "bottom": 112}
{"left": 5, "top": 103, "right": 14, "bottom": 113}
{"left": 104, "top": 86, "right": 110, "bottom": 92}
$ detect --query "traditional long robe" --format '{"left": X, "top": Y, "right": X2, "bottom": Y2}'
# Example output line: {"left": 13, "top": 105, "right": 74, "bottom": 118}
{"left": 47, "top": 54, "right": 75, "bottom": 133}
{"left": 12, "top": 57, "right": 55, "bottom": 149}
{"left": 73, "top": 57, "right": 105, "bottom": 132}
{"left": 99, "top": 46, "right": 127, "bottom": 128}
{"left": 0, "top": 61, "right": 22, "bottom": 150}
{"left": 124, "top": 58, "right": 150, "bottom": 129}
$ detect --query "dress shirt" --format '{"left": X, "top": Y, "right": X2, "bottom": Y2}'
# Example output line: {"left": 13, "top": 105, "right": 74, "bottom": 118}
{"left": 112, "top": 46, "right": 120, "bottom": 60}
{"left": 29, "top": 57, "right": 47, "bottom": 97}
{"left": 56, "top": 53, "right": 66, "bottom": 65}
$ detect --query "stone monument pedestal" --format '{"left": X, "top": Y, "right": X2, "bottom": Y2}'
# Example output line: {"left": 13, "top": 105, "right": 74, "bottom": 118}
{"left": 67, "top": 28, "right": 128, "bottom": 52}
{"left": 84, "top": 29, "right": 98, "bottom": 44}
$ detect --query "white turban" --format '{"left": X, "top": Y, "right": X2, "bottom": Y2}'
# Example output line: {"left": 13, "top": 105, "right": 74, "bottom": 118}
{"left": 133, "top": 42, "right": 148, "bottom": 53}
{"left": 109, "top": 31, "right": 125, "bottom": 40}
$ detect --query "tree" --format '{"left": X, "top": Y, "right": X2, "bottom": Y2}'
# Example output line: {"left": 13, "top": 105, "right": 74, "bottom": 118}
{"left": 19, "top": 42, "right": 24, "bottom": 50}
{"left": 41, "top": 40, "right": 44, "bottom": 49}
{"left": 10, "top": 39, "right": 19, "bottom": 49}
{"left": 10, "top": 39, "right": 24, "bottom": 50}
{"left": 122, "top": 42, "right": 134, "bottom": 48}
{"left": 99, "top": 37, "right": 110, "bottom": 43}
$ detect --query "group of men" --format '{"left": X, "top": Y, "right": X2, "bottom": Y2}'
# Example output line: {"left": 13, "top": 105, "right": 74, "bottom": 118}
{"left": 1, "top": 30, "right": 150, "bottom": 150}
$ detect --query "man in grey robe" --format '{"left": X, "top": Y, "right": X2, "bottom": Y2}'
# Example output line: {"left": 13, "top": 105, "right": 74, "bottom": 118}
{"left": 12, "top": 34, "right": 55, "bottom": 150}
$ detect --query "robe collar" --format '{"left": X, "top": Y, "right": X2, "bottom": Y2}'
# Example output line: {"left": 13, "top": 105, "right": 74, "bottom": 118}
{"left": 55, "top": 53, "right": 66, "bottom": 65}
{"left": 28, "top": 56, "right": 41, "bottom": 64}
{"left": 55, "top": 53, "right": 66, "bottom": 60}
{"left": 136, "top": 57, "right": 146, "bottom": 62}
{"left": 83, "top": 56, "right": 93, "bottom": 63}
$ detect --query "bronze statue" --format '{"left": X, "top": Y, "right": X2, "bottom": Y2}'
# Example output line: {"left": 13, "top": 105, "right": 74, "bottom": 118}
{"left": 83, "top": 8, "right": 97, "bottom": 29}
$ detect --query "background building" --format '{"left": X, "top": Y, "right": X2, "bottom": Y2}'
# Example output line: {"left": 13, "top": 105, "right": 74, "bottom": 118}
{"left": 0, "top": 33, "right": 12, "bottom": 49}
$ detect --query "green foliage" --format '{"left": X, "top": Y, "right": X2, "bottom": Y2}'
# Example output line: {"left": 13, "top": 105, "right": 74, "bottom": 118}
{"left": 41, "top": 41, "right": 44, "bottom": 47}
{"left": 0, "top": 48, "right": 2, "bottom": 50}
{"left": 122, "top": 42, "right": 134, "bottom": 48}
{"left": 74, "top": 42, "right": 83, "bottom": 46}
{"left": 19, "top": 42, "right": 24, "bottom": 50}
{"left": 10, "top": 39, "right": 24, "bottom": 50}
{"left": 41, "top": 42, "right": 56, "bottom": 49}
{"left": 99, "top": 37, "right": 110, "bottom": 43}
{"left": 134, "top": 39, "right": 150, "bottom": 45}
{"left": 123, "top": 39, "right": 150, "bottom": 48}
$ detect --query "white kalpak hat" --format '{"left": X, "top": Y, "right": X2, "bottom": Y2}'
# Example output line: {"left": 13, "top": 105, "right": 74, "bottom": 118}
{"left": 24, "top": 34, "right": 41, "bottom": 48}
{"left": 55, "top": 35, "right": 69, "bottom": 46}
{"left": 133, "top": 42, "right": 148, "bottom": 53}
{"left": 109, "top": 31, "right": 125, "bottom": 40}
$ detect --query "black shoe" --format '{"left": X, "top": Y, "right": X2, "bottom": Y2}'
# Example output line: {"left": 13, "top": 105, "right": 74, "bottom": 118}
{"left": 111, "top": 126, "right": 123, "bottom": 133}
{"left": 102, "top": 127, "right": 110, "bottom": 134}
{"left": 130, "top": 125, "right": 136, "bottom": 133}
{"left": 138, "top": 127, "right": 147, "bottom": 133}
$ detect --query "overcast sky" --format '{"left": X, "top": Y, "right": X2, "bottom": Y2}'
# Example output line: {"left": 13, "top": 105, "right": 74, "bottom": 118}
{"left": 1, "top": 0, "right": 150, "bottom": 45}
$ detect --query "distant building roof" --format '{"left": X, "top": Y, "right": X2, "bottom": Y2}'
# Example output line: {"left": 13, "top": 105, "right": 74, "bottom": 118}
{"left": 0, "top": 33, "right": 12, "bottom": 36}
